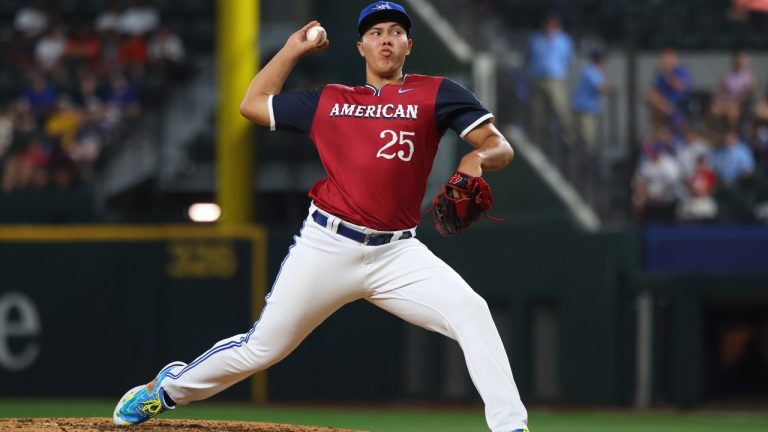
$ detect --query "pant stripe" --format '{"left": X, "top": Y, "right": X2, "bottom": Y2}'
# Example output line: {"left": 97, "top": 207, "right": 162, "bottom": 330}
{"left": 167, "top": 221, "right": 307, "bottom": 381}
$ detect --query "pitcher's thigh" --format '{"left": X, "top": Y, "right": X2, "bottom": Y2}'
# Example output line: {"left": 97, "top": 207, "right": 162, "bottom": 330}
{"left": 252, "top": 226, "right": 363, "bottom": 355}
{"left": 367, "top": 243, "right": 492, "bottom": 340}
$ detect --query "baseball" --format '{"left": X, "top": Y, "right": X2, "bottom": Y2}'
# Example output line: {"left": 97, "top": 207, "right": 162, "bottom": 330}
{"left": 306, "top": 25, "right": 326, "bottom": 42}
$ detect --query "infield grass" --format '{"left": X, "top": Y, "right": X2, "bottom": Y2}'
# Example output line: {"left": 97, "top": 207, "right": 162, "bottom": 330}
{"left": 1, "top": 399, "right": 767, "bottom": 432}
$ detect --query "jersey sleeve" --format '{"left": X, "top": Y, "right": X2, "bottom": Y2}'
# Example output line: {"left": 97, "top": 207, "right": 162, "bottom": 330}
{"left": 435, "top": 78, "right": 493, "bottom": 138}
{"left": 269, "top": 86, "right": 324, "bottom": 134}
{"left": 585, "top": 67, "right": 604, "bottom": 90}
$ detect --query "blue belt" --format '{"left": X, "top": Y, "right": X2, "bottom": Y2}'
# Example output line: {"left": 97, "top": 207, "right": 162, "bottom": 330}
{"left": 311, "top": 210, "right": 413, "bottom": 246}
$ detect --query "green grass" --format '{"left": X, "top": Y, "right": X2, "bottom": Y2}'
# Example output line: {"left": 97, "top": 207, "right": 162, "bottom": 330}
{"left": 1, "top": 399, "right": 768, "bottom": 432}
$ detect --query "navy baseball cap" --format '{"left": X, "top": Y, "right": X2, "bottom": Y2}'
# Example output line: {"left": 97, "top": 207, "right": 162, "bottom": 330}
{"left": 357, "top": 1, "right": 412, "bottom": 36}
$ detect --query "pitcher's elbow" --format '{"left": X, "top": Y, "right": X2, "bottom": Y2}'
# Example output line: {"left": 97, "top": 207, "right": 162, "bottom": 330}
{"left": 501, "top": 141, "right": 515, "bottom": 167}
{"left": 239, "top": 103, "right": 252, "bottom": 120}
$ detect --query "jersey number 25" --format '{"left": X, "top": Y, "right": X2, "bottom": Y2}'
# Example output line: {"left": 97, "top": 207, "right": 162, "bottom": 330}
{"left": 377, "top": 130, "right": 414, "bottom": 162}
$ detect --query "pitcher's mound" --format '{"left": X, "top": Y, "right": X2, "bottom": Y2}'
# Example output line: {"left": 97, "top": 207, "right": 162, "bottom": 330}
{"left": 0, "top": 418, "right": 365, "bottom": 432}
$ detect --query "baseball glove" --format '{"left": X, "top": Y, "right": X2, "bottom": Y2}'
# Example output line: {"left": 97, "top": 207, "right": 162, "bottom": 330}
{"left": 429, "top": 171, "right": 496, "bottom": 236}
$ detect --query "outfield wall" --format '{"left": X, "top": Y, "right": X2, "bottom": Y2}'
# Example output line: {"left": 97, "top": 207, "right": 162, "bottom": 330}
{"left": 2, "top": 221, "right": 767, "bottom": 406}
{"left": 0, "top": 226, "right": 267, "bottom": 402}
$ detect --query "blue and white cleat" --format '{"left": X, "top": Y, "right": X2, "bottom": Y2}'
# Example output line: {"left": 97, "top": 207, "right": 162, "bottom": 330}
{"left": 113, "top": 361, "right": 186, "bottom": 425}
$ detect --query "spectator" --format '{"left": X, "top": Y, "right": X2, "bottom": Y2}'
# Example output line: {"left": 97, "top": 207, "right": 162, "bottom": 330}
{"left": 70, "top": 108, "right": 105, "bottom": 181}
{"left": 34, "top": 25, "right": 67, "bottom": 72}
{"left": 0, "top": 107, "right": 13, "bottom": 159}
{"left": 148, "top": 26, "right": 186, "bottom": 79}
{"left": 709, "top": 51, "right": 756, "bottom": 131}
{"left": 71, "top": 73, "right": 104, "bottom": 112}
{"left": 527, "top": 12, "right": 575, "bottom": 146}
{"left": 14, "top": 2, "right": 50, "bottom": 38}
{"left": 105, "top": 73, "right": 141, "bottom": 122}
{"left": 688, "top": 155, "right": 718, "bottom": 197}
{"left": 99, "top": 30, "right": 122, "bottom": 70}
{"left": 632, "top": 144, "right": 682, "bottom": 222}
{"left": 647, "top": 125, "right": 679, "bottom": 157}
{"left": 48, "top": 146, "right": 76, "bottom": 190}
{"left": 45, "top": 97, "right": 82, "bottom": 151}
{"left": 711, "top": 129, "right": 755, "bottom": 184}
{"left": 755, "top": 78, "right": 768, "bottom": 123}
{"left": 749, "top": 122, "right": 768, "bottom": 171}
{"left": 65, "top": 23, "right": 102, "bottom": 71}
{"left": 10, "top": 102, "right": 38, "bottom": 147}
{"left": 2, "top": 136, "right": 50, "bottom": 192}
{"left": 677, "top": 154, "right": 718, "bottom": 220}
{"left": 22, "top": 74, "right": 58, "bottom": 123}
{"left": 570, "top": 50, "right": 613, "bottom": 154}
{"left": 676, "top": 126, "right": 711, "bottom": 177}
{"left": 118, "top": 34, "right": 148, "bottom": 79}
{"left": 118, "top": 0, "right": 160, "bottom": 36}
{"left": 95, "top": 1, "right": 124, "bottom": 34}
{"left": 1, "top": 104, "right": 37, "bottom": 188}
{"left": 645, "top": 48, "right": 691, "bottom": 129}
{"left": 7, "top": 31, "right": 37, "bottom": 72}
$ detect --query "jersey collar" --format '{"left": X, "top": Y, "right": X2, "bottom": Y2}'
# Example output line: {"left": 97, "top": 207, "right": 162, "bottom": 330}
{"left": 364, "top": 74, "right": 409, "bottom": 96}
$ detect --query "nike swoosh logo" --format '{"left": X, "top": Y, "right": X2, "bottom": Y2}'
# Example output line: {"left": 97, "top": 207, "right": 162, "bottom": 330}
{"left": 398, "top": 88, "right": 415, "bottom": 94}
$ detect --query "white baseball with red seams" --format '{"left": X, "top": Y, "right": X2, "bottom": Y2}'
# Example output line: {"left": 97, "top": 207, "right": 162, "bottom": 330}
{"left": 306, "top": 25, "right": 326, "bottom": 42}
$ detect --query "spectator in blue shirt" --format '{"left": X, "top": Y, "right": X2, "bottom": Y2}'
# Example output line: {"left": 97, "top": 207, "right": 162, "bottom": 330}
{"left": 711, "top": 130, "right": 755, "bottom": 184}
{"left": 571, "top": 51, "right": 613, "bottom": 154}
{"left": 527, "top": 12, "right": 575, "bottom": 147}
{"left": 645, "top": 48, "right": 691, "bottom": 129}
{"left": 22, "top": 73, "right": 58, "bottom": 124}
{"left": 105, "top": 73, "right": 141, "bottom": 121}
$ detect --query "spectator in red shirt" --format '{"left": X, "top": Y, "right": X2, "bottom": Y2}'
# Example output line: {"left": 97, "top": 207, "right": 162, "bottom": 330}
{"left": 689, "top": 155, "right": 717, "bottom": 197}
{"left": 66, "top": 23, "right": 102, "bottom": 70}
{"left": 3, "top": 136, "right": 50, "bottom": 191}
{"left": 677, "top": 154, "right": 718, "bottom": 220}
{"left": 118, "top": 34, "right": 147, "bottom": 79}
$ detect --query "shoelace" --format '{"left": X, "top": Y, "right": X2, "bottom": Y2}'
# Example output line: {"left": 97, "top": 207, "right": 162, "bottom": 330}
{"left": 139, "top": 398, "right": 162, "bottom": 416}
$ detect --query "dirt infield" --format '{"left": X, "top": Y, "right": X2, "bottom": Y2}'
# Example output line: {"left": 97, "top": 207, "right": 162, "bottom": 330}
{"left": 0, "top": 418, "right": 366, "bottom": 432}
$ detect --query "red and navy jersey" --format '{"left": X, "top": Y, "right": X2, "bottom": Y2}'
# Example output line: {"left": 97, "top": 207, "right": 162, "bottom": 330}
{"left": 269, "top": 73, "right": 493, "bottom": 231}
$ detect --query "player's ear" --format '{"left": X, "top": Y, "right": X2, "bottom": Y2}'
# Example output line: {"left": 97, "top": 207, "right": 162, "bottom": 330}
{"left": 356, "top": 40, "right": 365, "bottom": 57}
{"left": 406, "top": 39, "right": 413, "bottom": 56}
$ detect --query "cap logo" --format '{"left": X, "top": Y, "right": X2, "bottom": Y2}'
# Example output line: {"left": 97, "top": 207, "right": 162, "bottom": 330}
{"left": 358, "top": 1, "right": 411, "bottom": 35}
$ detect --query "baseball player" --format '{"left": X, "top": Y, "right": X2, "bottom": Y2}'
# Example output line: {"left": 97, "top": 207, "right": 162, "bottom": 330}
{"left": 113, "top": 2, "right": 529, "bottom": 431}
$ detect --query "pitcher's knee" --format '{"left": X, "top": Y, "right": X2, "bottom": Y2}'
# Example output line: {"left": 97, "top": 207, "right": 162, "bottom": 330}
{"left": 241, "top": 338, "right": 296, "bottom": 371}
{"left": 454, "top": 292, "right": 491, "bottom": 320}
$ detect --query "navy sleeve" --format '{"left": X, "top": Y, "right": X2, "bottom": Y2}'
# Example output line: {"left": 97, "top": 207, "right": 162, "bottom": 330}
{"left": 270, "top": 86, "right": 324, "bottom": 134}
{"left": 435, "top": 78, "right": 493, "bottom": 138}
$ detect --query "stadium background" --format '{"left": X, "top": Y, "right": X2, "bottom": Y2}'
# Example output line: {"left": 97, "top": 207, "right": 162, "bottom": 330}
{"left": 1, "top": 0, "right": 768, "bottom": 431}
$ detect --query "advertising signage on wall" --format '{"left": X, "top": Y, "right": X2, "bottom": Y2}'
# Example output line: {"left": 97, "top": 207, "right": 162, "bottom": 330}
{"left": 0, "top": 225, "right": 266, "bottom": 400}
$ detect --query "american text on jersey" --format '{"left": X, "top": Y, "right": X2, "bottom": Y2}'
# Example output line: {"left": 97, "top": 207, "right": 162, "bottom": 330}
{"left": 329, "top": 103, "right": 419, "bottom": 120}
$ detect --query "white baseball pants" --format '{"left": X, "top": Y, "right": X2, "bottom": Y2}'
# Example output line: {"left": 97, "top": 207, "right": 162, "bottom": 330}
{"left": 163, "top": 204, "right": 528, "bottom": 432}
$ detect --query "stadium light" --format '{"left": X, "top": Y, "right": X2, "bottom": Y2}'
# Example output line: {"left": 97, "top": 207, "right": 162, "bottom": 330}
{"left": 188, "top": 203, "right": 221, "bottom": 223}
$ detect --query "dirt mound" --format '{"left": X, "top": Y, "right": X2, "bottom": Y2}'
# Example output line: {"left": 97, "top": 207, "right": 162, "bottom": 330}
{"left": 0, "top": 418, "right": 365, "bottom": 432}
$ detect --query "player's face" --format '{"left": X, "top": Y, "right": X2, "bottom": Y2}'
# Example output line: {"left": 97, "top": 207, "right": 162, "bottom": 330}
{"left": 357, "top": 22, "right": 412, "bottom": 79}
{"left": 660, "top": 50, "right": 678, "bottom": 72}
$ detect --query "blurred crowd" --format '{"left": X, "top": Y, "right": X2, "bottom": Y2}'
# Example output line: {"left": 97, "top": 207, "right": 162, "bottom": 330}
{"left": 523, "top": 11, "right": 768, "bottom": 224}
{"left": 0, "top": 0, "right": 187, "bottom": 193}
{"left": 633, "top": 49, "right": 768, "bottom": 223}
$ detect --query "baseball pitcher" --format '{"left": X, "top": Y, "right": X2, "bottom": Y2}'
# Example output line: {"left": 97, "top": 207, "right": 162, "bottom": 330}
{"left": 113, "top": 3, "right": 529, "bottom": 431}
